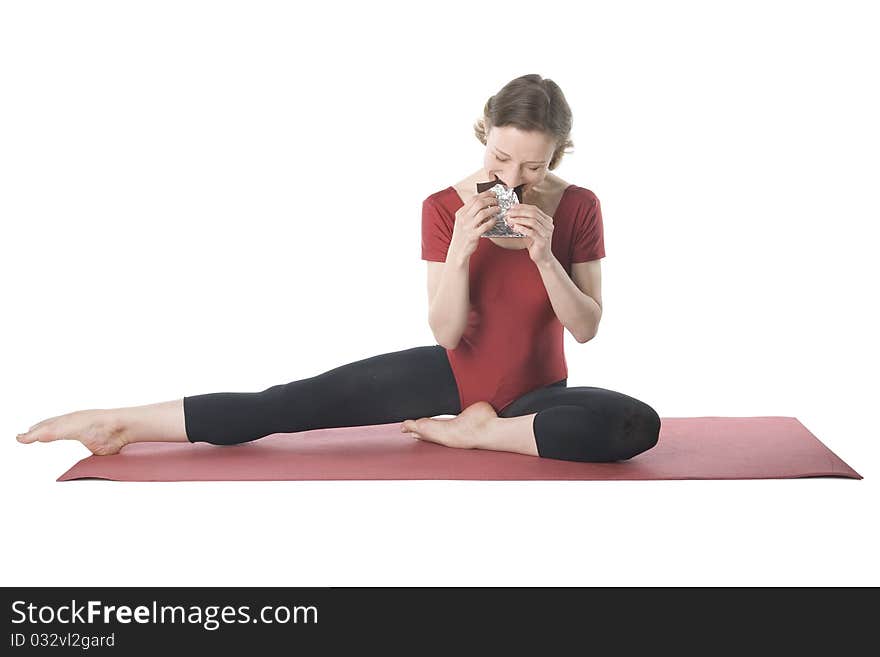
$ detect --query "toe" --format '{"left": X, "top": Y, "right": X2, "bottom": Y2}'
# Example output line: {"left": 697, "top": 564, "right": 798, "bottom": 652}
{"left": 17, "top": 430, "right": 41, "bottom": 444}
{"left": 28, "top": 415, "right": 61, "bottom": 433}
{"left": 26, "top": 426, "right": 53, "bottom": 443}
{"left": 400, "top": 421, "right": 422, "bottom": 439}
{"left": 18, "top": 415, "right": 58, "bottom": 443}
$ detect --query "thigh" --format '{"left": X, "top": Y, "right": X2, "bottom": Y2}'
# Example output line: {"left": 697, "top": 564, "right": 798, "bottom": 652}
{"left": 497, "top": 379, "right": 568, "bottom": 417}
{"left": 260, "top": 344, "right": 462, "bottom": 429}
{"left": 500, "top": 383, "right": 656, "bottom": 421}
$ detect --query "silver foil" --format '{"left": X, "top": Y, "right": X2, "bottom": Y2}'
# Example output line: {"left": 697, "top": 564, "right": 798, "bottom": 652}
{"left": 480, "top": 183, "right": 525, "bottom": 238}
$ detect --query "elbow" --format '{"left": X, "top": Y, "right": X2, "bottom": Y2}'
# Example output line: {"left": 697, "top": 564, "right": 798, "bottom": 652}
{"left": 574, "top": 312, "right": 601, "bottom": 344}
{"left": 428, "top": 317, "right": 462, "bottom": 350}
{"left": 433, "top": 328, "right": 461, "bottom": 350}
{"left": 432, "top": 332, "right": 460, "bottom": 350}
{"left": 574, "top": 325, "right": 598, "bottom": 344}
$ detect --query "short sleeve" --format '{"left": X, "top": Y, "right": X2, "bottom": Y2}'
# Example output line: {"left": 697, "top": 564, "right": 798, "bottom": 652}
{"left": 570, "top": 194, "right": 606, "bottom": 263}
{"left": 421, "top": 196, "right": 453, "bottom": 262}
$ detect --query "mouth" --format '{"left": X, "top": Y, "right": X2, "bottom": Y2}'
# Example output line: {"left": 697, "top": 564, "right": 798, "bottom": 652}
{"left": 495, "top": 175, "right": 525, "bottom": 189}
{"left": 489, "top": 175, "right": 526, "bottom": 197}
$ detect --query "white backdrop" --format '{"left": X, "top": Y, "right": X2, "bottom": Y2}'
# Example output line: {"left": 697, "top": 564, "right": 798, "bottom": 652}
{"left": 1, "top": 0, "right": 876, "bottom": 586}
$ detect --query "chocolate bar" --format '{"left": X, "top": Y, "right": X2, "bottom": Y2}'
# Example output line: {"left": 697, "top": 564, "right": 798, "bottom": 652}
{"left": 475, "top": 176, "right": 526, "bottom": 237}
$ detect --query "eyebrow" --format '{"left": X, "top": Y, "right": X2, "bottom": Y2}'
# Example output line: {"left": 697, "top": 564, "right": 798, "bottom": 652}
{"left": 495, "top": 148, "right": 546, "bottom": 165}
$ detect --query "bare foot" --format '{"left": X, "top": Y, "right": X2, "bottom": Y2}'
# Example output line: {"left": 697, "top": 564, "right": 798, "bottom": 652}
{"left": 16, "top": 409, "right": 129, "bottom": 456}
{"left": 399, "top": 401, "right": 498, "bottom": 449}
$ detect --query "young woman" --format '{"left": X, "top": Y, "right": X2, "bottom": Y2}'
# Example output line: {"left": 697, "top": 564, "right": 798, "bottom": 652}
{"left": 16, "top": 74, "right": 661, "bottom": 463}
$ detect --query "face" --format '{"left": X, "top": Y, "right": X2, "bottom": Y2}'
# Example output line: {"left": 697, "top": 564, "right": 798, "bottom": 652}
{"left": 482, "top": 125, "right": 556, "bottom": 193}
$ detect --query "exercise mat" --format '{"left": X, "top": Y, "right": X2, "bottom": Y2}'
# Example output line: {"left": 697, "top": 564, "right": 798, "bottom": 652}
{"left": 57, "top": 416, "right": 861, "bottom": 482}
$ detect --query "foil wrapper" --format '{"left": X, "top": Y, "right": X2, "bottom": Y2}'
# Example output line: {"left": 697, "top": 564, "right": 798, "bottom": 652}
{"left": 476, "top": 178, "right": 526, "bottom": 237}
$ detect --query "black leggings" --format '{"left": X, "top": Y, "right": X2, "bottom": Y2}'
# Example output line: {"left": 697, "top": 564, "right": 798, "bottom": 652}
{"left": 183, "top": 345, "right": 661, "bottom": 462}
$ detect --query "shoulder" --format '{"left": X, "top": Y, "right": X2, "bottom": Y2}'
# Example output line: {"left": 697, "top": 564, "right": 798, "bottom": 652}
{"left": 424, "top": 186, "right": 454, "bottom": 204}
{"left": 566, "top": 184, "right": 599, "bottom": 204}
{"left": 422, "top": 186, "right": 460, "bottom": 221}
{"left": 564, "top": 185, "right": 601, "bottom": 221}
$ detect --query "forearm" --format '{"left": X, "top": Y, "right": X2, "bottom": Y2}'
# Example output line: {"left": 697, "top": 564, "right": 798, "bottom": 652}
{"left": 428, "top": 246, "right": 471, "bottom": 349}
{"left": 536, "top": 257, "right": 601, "bottom": 343}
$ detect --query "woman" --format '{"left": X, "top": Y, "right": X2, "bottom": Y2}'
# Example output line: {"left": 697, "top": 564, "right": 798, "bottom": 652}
{"left": 16, "top": 74, "right": 661, "bottom": 462}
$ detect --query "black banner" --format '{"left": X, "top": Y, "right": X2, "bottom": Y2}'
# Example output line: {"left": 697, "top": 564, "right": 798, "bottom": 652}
{"left": 1, "top": 587, "right": 872, "bottom": 653}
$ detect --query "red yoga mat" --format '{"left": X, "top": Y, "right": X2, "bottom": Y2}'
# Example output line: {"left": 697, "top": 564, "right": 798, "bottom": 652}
{"left": 56, "top": 416, "right": 861, "bottom": 482}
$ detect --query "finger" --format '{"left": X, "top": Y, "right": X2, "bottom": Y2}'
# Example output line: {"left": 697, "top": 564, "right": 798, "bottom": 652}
{"left": 477, "top": 190, "right": 498, "bottom": 204}
{"left": 526, "top": 208, "right": 551, "bottom": 228}
{"left": 509, "top": 208, "right": 551, "bottom": 231}
{"left": 511, "top": 223, "right": 539, "bottom": 238}
{"left": 476, "top": 205, "right": 500, "bottom": 225}
{"left": 532, "top": 217, "right": 551, "bottom": 233}
{"left": 511, "top": 216, "right": 553, "bottom": 239}
{"left": 470, "top": 198, "right": 497, "bottom": 220}
{"left": 508, "top": 203, "right": 539, "bottom": 213}
{"left": 508, "top": 215, "right": 534, "bottom": 228}
{"left": 465, "top": 192, "right": 490, "bottom": 213}
{"left": 506, "top": 208, "right": 533, "bottom": 221}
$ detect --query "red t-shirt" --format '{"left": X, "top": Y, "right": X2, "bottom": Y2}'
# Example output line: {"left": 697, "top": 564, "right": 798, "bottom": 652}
{"left": 421, "top": 184, "right": 606, "bottom": 413}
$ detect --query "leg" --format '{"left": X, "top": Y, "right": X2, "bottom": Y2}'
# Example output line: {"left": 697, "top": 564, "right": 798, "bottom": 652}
{"left": 499, "top": 383, "right": 661, "bottom": 462}
{"left": 16, "top": 399, "right": 185, "bottom": 455}
{"left": 16, "top": 345, "right": 461, "bottom": 452}
{"left": 183, "top": 345, "right": 460, "bottom": 445}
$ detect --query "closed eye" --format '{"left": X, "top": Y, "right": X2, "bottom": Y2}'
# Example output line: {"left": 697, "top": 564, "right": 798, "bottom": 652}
{"left": 496, "top": 156, "right": 542, "bottom": 171}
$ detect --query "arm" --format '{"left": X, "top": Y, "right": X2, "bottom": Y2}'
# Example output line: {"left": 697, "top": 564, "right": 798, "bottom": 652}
{"left": 536, "top": 258, "right": 603, "bottom": 343}
{"left": 426, "top": 245, "right": 470, "bottom": 350}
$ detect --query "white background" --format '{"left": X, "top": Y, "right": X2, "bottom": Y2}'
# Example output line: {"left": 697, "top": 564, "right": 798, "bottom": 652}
{"left": 1, "top": 0, "right": 877, "bottom": 586}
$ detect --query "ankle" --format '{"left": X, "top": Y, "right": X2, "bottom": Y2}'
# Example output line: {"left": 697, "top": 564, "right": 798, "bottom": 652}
{"left": 95, "top": 409, "right": 131, "bottom": 446}
{"left": 472, "top": 414, "right": 539, "bottom": 457}
{"left": 469, "top": 415, "right": 502, "bottom": 450}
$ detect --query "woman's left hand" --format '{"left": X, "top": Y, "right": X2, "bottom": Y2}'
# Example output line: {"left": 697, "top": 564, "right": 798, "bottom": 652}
{"left": 506, "top": 203, "right": 555, "bottom": 266}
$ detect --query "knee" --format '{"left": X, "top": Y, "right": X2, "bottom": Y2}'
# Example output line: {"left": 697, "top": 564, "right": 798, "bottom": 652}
{"left": 619, "top": 401, "right": 661, "bottom": 460}
{"left": 534, "top": 401, "right": 661, "bottom": 463}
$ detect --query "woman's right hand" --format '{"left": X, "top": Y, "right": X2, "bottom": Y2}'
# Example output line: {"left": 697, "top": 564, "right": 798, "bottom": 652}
{"left": 449, "top": 190, "right": 499, "bottom": 259}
